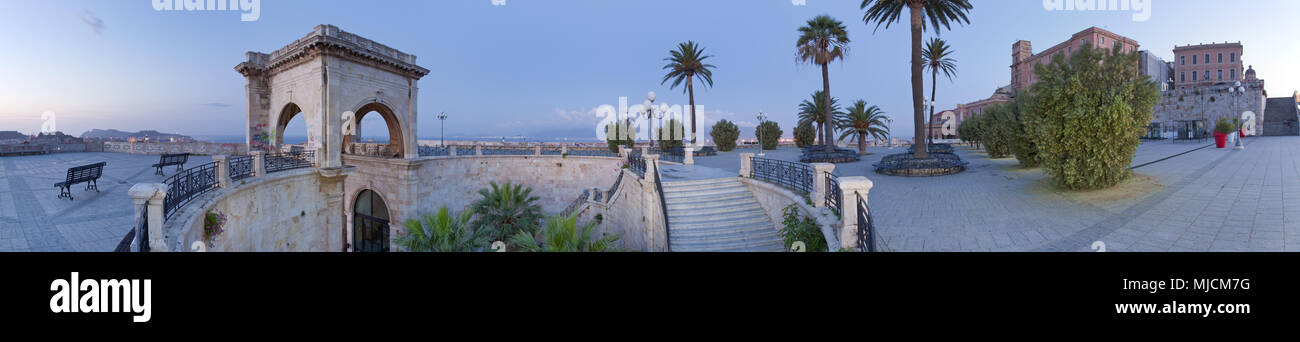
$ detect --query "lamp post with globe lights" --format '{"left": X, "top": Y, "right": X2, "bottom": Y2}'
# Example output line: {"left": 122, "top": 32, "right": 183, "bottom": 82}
{"left": 437, "top": 112, "right": 448, "bottom": 147}
{"left": 645, "top": 92, "right": 657, "bottom": 148}
{"left": 756, "top": 110, "right": 768, "bottom": 156}
{"left": 1228, "top": 81, "right": 1247, "bottom": 150}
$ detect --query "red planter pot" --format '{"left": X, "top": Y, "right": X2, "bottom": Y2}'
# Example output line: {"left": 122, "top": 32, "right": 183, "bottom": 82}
{"left": 1214, "top": 131, "right": 1228, "bottom": 148}
{"left": 1240, "top": 130, "right": 1246, "bottom": 138}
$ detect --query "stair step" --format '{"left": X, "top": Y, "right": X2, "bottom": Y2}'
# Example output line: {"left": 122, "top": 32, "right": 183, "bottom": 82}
{"left": 669, "top": 206, "right": 767, "bottom": 222}
{"left": 670, "top": 213, "right": 770, "bottom": 229}
{"left": 667, "top": 197, "right": 759, "bottom": 211}
{"left": 664, "top": 190, "right": 752, "bottom": 204}
{"left": 663, "top": 178, "right": 740, "bottom": 188}
{"left": 671, "top": 226, "right": 780, "bottom": 241}
{"left": 671, "top": 237, "right": 786, "bottom": 252}
{"left": 662, "top": 180, "right": 744, "bottom": 192}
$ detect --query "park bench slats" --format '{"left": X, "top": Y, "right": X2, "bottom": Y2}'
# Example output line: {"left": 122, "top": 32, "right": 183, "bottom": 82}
{"left": 54, "top": 162, "right": 105, "bottom": 201}
{"left": 152, "top": 153, "right": 189, "bottom": 175}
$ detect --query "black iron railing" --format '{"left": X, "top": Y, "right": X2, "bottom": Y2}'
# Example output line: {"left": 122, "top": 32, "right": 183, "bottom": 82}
{"left": 659, "top": 152, "right": 685, "bottom": 164}
{"left": 417, "top": 146, "right": 451, "bottom": 157}
{"left": 481, "top": 146, "right": 535, "bottom": 155}
{"left": 229, "top": 155, "right": 253, "bottom": 181}
{"left": 825, "top": 172, "right": 842, "bottom": 216}
{"left": 266, "top": 151, "right": 314, "bottom": 173}
{"left": 653, "top": 160, "right": 671, "bottom": 252}
{"left": 751, "top": 157, "right": 814, "bottom": 195}
{"left": 114, "top": 209, "right": 149, "bottom": 252}
{"left": 856, "top": 191, "right": 876, "bottom": 252}
{"left": 163, "top": 162, "right": 218, "bottom": 221}
{"left": 628, "top": 152, "right": 646, "bottom": 177}
{"left": 541, "top": 146, "right": 565, "bottom": 156}
{"left": 566, "top": 148, "right": 620, "bottom": 157}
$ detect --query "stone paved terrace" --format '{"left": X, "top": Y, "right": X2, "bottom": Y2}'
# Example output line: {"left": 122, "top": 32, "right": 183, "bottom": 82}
{"left": 694, "top": 137, "right": 1300, "bottom": 252}
{"left": 0, "top": 152, "right": 213, "bottom": 251}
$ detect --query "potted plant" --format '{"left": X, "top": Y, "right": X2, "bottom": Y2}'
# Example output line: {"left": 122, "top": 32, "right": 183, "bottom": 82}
{"left": 1213, "top": 117, "right": 1235, "bottom": 148}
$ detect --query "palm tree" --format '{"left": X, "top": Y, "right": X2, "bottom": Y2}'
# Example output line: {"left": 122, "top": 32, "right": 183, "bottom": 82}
{"left": 861, "top": 0, "right": 972, "bottom": 158}
{"left": 508, "top": 212, "right": 622, "bottom": 252}
{"left": 797, "top": 91, "right": 843, "bottom": 146}
{"left": 922, "top": 37, "right": 958, "bottom": 145}
{"left": 662, "top": 41, "right": 716, "bottom": 146}
{"left": 470, "top": 181, "right": 543, "bottom": 242}
{"left": 797, "top": 15, "right": 851, "bottom": 152}
{"left": 396, "top": 206, "right": 493, "bottom": 252}
{"left": 836, "top": 100, "right": 891, "bottom": 155}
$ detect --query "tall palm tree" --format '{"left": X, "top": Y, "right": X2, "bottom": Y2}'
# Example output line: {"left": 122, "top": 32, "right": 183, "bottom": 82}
{"left": 861, "top": 0, "right": 972, "bottom": 158}
{"left": 797, "top": 91, "right": 843, "bottom": 146}
{"left": 836, "top": 100, "right": 890, "bottom": 155}
{"left": 797, "top": 15, "right": 851, "bottom": 152}
{"left": 922, "top": 37, "right": 958, "bottom": 145}
{"left": 662, "top": 41, "right": 716, "bottom": 146}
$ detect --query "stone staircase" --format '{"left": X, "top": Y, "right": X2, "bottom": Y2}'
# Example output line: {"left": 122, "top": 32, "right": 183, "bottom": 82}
{"left": 662, "top": 178, "right": 785, "bottom": 252}
{"left": 1262, "top": 97, "right": 1300, "bottom": 136}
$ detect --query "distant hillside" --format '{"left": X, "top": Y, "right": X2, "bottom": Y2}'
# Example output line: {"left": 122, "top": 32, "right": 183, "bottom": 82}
{"left": 80, "top": 129, "right": 193, "bottom": 142}
{"left": 0, "top": 131, "right": 27, "bottom": 141}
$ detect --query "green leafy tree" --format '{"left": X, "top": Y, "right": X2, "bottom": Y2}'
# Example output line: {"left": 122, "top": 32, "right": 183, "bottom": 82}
{"left": 604, "top": 122, "right": 636, "bottom": 153}
{"left": 980, "top": 103, "right": 1014, "bottom": 158}
{"left": 835, "top": 100, "right": 890, "bottom": 155}
{"left": 710, "top": 119, "right": 740, "bottom": 152}
{"left": 797, "top": 15, "right": 851, "bottom": 152}
{"left": 656, "top": 118, "right": 685, "bottom": 151}
{"left": 861, "top": 0, "right": 973, "bottom": 158}
{"left": 396, "top": 206, "right": 492, "bottom": 252}
{"left": 794, "top": 121, "right": 817, "bottom": 148}
{"left": 921, "top": 37, "right": 958, "bottom": 146}
{"left": 1027, "top": 43, "right": 1160, "bottom": 190}
{"left": 957, "top": 111, "right": 982, "bottom": 148}
{"left": 1005, "top": 92, "right": 1039, "bottom": 167}
{"left": 756, "top": 121, "right": 783, "bottom": 150}
{"left": 662, "top": 41, "right": 717, "bottom": 146}
{"left": 508, "top": 212, "right": 622, "bottom": 252}
{"left": 797, "top": 91, "right": 843, "bottom": 146}
{"left": 471, "top": 181, "right": 544, "bottom": 242}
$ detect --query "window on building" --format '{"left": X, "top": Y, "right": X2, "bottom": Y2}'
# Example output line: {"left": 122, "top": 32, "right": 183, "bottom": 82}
{"left": 1100, "top": 37, "right": 1106, "bottom": 45}
{"left": 1230, "top": 52, "right": 1236, "bottom": 62}
{"left": 1218, "top": 53, "right": 1223, "bottom": 63}
{"left": 1181, "top": 72, "right": 1186, "bottom": 82}
{"left": 1231, "top": 68, "right": 1236, "bottom": 80}
{"left": 1180, "top": 56, "right": 1185, "bottom": 65}
{"left": 1193, "top": 55, "right": 1197, "bottom": 64}
{"left": 1192, "top": 72, "right": 1197, "bottom": 81}
{"left": 1218, "top": 70, "right": 1223, "bottom": 81}
{"left": 1205, "top": 54, "right": 1210, "bottom": 64}
{"left": 1204, "top": 70, "right": 1210, "bottom": 80}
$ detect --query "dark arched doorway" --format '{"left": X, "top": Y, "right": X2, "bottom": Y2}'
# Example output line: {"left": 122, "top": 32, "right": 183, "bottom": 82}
{"left": 345, "top": 102, "right": 405, "bottom": 158}
{"left": 353, "top": 189, "right": 391, "bottom": 252}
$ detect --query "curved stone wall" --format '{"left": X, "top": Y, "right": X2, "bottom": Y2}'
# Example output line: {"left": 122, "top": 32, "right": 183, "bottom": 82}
{"left": 164, "top": 168, "right": 347, "bottom": 252}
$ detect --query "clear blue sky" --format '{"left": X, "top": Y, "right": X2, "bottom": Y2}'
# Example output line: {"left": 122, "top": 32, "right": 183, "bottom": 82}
{"left": 2, "top": 0, "right": 1297, "bottom": 141}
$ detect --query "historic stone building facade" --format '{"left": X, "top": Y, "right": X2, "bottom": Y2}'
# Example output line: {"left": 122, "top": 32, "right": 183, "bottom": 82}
{"left": 1172, "top": 42, "right": 1244, "bottom": 90}
{"left": 1010, "top": 27, "right": 1140, "bottom": 93}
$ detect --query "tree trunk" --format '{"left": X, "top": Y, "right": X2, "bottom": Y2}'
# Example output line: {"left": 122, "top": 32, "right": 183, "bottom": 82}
{"left": 687, "top": 77, "right": 697, "bottom": 146}
{"left": 858, "top": 132, "right": 866, "bottom": 155}
{"left": 816, "top": 122, "right": 823, "bottom": 145}
{"left": 909, "top": 4, "right": 928, "bottom": 158}
{"left": 822, "top": 62, "right": 834, "bottom": 152}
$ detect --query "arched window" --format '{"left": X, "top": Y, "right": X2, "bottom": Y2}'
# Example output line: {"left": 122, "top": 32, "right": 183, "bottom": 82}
{"left": 353, "top": 190, "right": 391, "bottom": 252}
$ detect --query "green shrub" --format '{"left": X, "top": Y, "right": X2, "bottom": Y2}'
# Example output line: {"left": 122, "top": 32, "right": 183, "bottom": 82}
{"left": 1214, "top": 117, "right": 1236, "bottom": 134}
{"left": 794, "top": 121, "right": 817, "bottom": 148}
{"left": 981, "top": 103, "right": 1014, "bottom": 158}
{"left": 470, "top": 181, "right": 544, "bottom": 242}
{"left": 508, "top": 212, "right": 622, "bottom": 252}
{"left": 656, "top": 118, "right": 685, "bottom": 151}
{"left": 1006, "top": 92, "right": 1040, "bottom": 167}
{"left": 397, "top": 206, "right": 492, "bottom": 252}
{"left": 1027, "top": 43, "right": 1159, "bottom": 190}
{"left": 779, "top": 205, "right": 827, "bottom": 252}
{"left": 756, "top": 121, "right": 782, "bottom": 150}
{"left": 710, "top": 119, "right": 740, "bottom": 151}
{"left": 605, "top": 122, "right": 636, "bottom": 153}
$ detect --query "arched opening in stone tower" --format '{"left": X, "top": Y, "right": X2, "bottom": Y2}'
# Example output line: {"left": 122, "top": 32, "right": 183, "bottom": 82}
{"left": 345, "top": 102, "right": 405, "bottom": 158}
{"left": 352, "top": 189, "right": 391, "bottom": 253}
{"left": 274, "top": 103, "right": 307, "bottom": 151}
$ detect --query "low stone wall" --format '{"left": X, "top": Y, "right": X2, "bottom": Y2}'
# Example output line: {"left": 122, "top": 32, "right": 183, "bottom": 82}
{"left": 104, "top": 141, "right": 247, "bottom": 155}
{"left": 741, "top": 178, "right": 841, "bottom": 250}
{"left": 570, "top": 169, "right": 667, "bottom": 251}
{"left": 163, "top": 168, "right": 348, "bottom": 252}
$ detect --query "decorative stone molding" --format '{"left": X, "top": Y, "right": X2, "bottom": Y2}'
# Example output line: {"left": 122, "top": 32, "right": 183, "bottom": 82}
{"left": 837, "top": 176, "right": 875, "bottom": 250}
{"left": 684, "top": 147, "right": 695, "bottom": 165}
{"left": 739, "top": 153, "right": 755, "bottom": 177}
{"left": 811, "top": 163, "right": 835, "bottom": 208}
{"left": 128, "top": 183, "right": 167, "bottom": 252}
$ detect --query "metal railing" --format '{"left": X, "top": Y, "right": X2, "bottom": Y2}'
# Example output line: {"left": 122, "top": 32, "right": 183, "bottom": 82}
{"left": 163, "top": 162, "right": 218, "bottom": 221}
{"left": 481, "top": 146, "right": 535, "bottom": 155}
{"left": 825, "top": 172, "right": 842, "bottom": 216}
{"left": 628, "top": 152, "right": 646, "bottom": 177}
{"left": 561, "top": 192, "right": 588, "bottom": 217}
{"left": 114, "top": 209, "right": 149, "bottom": 252}
{"left": 856, "top": 191, "right": 876, "bottom": 252}
{"left": 566, "top": 148, "right": 620, "bottom": 157}
{"left": 266, "top": 151, "right": 314, "bottom": 174}
{"left": 229, "top": 155, "right": 253, "bottom": 181}
{"left": 659, "top": 152, "right": 684, "bottom": 164}
{"left": 751, "top": 157, "right": 814, "bottom": 195}
{"left": 417, "top": 146, "right": 451, "bottom": 157}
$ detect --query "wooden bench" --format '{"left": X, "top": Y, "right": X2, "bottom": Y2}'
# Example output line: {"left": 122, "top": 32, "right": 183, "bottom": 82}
{"left": 54, "top": 162, "right": 105, "bottom": 201}
{"left": 152, "top": 153, "right": 189, "bottom": 176}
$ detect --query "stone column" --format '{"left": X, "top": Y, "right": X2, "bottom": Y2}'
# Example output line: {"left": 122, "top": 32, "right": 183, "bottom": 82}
{"left": 127, "top": 183, "right": 168, "bottom": 252}
{"left": 643, "top": 154, "right": 665, "bottom": 251}
{"left": 449, "top": 145, "right": 457, "bottom": 156}
{"left": 640, "top": 146, "right": 649, "bottom": 156}
{"left": 213, "top": 155, "right": 232, "bottom": 188}
{"left": 561, "top": 144, "right": 568, "bottom": 155}
{"left": 475, "top": 144, "right": 483, "bottom": 156}
{"left": 535, "top": 145, "right": 542, "bottom": 156}
{"left": 251, "top": 150, "right": 266, "bottom": 177}
{"left": 739, "top": 153, "right": 755, "bottom": 178}
{"left": 618, "top": 146, "right": 628, "bottom": 158}
{"left": 811, "top": 163, "right": 836, "bottom": 208}
{"left": 838, "top": 176, "right": 875, "bottom": 251}
{"left": 684, "top": 147, "right": 695, "bottom": 165}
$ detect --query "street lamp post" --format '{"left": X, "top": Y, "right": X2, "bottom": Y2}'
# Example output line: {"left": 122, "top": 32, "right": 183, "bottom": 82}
{"left": 646, "top": 91, "right": 657, "bottom": 149}
{"left": 756, "top": 110, "right": 768, "bottom": 156}
{"left": 1229, "top": 81, "right": 1246, "bottom": 150}
{"left": 437, "top": 112, "right": 448, "bottom": 147}
{"left": 886, "top": 117, "right": 894, "bottom": 149}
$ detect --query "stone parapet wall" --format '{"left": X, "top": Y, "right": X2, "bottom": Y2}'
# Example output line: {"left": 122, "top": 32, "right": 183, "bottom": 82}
{"left": 1152, "top": 80, "right": 1266, "bottom": 131}
{"left": 163, "top": 168, "right": 347, "bottom": 252}
{"left": 740, "top": 178, "right": 840, "bottom": 250}
{"left": 104, "top": 141, "right": 247, "bottom": 155}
